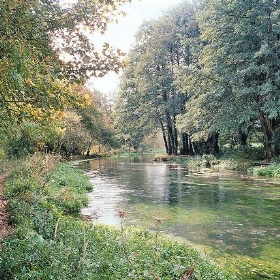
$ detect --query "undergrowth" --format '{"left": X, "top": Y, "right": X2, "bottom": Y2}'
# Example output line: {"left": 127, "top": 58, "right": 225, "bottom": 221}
{"left": 0, "top": 153, "right": 236, "bottom": 280}
{"left": 250, "top": 164, "right": 280, "bottom": 178}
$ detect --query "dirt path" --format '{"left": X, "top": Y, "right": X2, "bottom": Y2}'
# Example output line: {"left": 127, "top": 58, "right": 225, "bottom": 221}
{"left": 0, "top": 175, "right": 12, "bottom": 246}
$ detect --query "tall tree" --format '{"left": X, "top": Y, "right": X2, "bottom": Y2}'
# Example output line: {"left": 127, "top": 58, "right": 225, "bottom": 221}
{"left": 77, "top": 86, "right": 119, "bottom": 151}
{"left": 194, "top": 0, "right": 280, "bottom": 160}
{"left": 0, "top": 0, "right": 128, "bottom": 123}
{"left": 114, "top": 2, "right": 201, "bottom": 155}
{"left": 113, "top": 59, "right": 149, "bottom": 152}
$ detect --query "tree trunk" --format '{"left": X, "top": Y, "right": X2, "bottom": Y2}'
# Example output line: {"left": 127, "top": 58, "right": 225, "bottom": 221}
{"left": 174, "top": 121, "right": 178, "bottom": 156}
{"left": 259, "top": 111, "right": 273, "bottom": 161}
{"left": 180, "top": 133, "right": 189, "bottom": 155}
{"left": 159, "top": 120, "right": 169, "bottom": 154}
{"left": 167, "top": 129, "right": 173, "bottom": 155}
{"left": 192, "top": 141, "right": 202, "bottom": 155}
{"left": 180, "top": 133, "right": 194, "bottom": 155}
{"left": 166, "top": 112, "right": 177, "bottom": 155}
{"left": 207, "top": 132, "right": 219, "bottom": 155}
{"left": 191, "top": 133, "right": 219, "bottom": 156}
{"left": 273, "top": 127, "right": 280, "bottom": 157}
{"left": 238, "top": 130, "right": 248, "bottom": 146}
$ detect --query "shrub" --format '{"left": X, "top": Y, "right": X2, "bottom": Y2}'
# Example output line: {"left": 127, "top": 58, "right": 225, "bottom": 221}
{"left": 220, "top": 146, "right": 264, "bottom": 161}
{"left": 251, "top": 164, "right": 280, "bottom": 178}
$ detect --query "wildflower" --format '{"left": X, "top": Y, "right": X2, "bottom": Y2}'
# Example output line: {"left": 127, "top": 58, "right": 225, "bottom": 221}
{"left": 119, "top": 211, "right": 127, "bottom": 218}
{"left": 155, "top": 217, "right": 163, "bottom": 224}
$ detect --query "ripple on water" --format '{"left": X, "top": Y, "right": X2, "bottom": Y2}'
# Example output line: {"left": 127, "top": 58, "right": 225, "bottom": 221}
{"left": 81, "top": 177, "right": 131, "bottom": 227}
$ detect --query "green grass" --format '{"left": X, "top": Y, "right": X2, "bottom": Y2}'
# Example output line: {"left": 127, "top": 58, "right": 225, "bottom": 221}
{"left": 250, "top": 164, "right": 280, "bottom": 178}
{"left": 0, "top": 154, "right": 235, "bottom": 280}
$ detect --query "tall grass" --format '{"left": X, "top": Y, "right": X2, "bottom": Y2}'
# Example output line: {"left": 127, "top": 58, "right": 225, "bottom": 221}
{"left": 250, "top": 164, "right": 280, "bottom": 178}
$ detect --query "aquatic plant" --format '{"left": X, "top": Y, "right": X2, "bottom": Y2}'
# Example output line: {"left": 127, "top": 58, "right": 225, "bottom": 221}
{"left": 251, "top": 164, "right": 280, "bottom": 177}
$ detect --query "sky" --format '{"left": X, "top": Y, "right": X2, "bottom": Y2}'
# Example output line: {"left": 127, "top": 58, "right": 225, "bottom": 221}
{"left": 87, "top": 0, "right": 185, "bottom": 96}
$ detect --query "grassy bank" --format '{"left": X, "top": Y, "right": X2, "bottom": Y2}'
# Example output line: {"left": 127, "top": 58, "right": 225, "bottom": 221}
{"left": 174, "top": 153, "right": 280, "bottom": 178}
{"left": 250, "top": 163, "right": 280, "bottom": 178}
{"left": 0, "top": 154, "right": 235, "bottom": 279}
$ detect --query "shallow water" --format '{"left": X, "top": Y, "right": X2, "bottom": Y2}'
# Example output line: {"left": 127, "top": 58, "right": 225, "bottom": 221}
{"left": 78, "top": 154, "right": 280, "bottom": 278}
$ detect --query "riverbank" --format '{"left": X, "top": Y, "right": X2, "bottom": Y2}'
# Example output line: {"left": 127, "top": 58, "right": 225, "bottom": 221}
{"left": 0, "top": 154, "right": 235, "bottom": 279}
{"left": 79, "top": 153, "right": 280, "bottom": 280}
{"left": 0, "top": 175, "right": 12, "bottom": 248}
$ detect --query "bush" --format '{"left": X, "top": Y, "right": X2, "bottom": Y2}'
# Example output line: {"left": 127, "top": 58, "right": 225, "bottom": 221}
{"left": 220, "top": 146, "right": 264, "bottom": 161}
{"left": 251, "top": 164, "right": 280, "bottom": 178}
{"left": 172, "top": 155, "right": 219, "bottom": 169}
{"left": 1, "top": 220, "right": 235, "bottom": 280}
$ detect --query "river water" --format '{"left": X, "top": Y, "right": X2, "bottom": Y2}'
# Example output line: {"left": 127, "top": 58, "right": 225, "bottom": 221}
{"left": 78, "top": 154, "right": 280, "bottom": 277}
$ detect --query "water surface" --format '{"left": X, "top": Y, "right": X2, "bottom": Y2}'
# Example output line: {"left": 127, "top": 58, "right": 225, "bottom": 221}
{"left": 78, "top": 155, "right": 280, "bottom": 278}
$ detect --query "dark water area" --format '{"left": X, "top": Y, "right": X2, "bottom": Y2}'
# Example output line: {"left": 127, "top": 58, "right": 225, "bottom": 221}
{"left": 78, "top": 154, "right": 280, "bottom": 278}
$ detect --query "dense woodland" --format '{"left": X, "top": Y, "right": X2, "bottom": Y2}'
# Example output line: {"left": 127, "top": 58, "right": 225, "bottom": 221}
{"left": 0, "top": 0, "right": 126, "bottom": 159}
{"left": 114, "top": 0, "right": 280, "bottom": 161}
{"left": 1, "top": 0, "right": 280, "bottom": 161}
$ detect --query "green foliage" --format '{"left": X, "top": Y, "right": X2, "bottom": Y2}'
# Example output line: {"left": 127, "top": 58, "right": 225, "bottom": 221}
{"left": 0, "top": 221, "right": 235, "bottom": 280}
{"left": 172, "top": 146, "right": 266, "bottom": 171}
{"left": 173, "top": 154, "right": 220, "bottom": 169}
{"left": 0, "top": 155, "right": 234, "bottom": 280}
{"left": 220, "top": 146, "right": 264, "bottom": 161}
{"left": 251, "top": 164, "right": 280, "bottom": 178}
{"left": 0, "top": 0, "right": 128, "bottom": 122}
{"left": 58, "top": 110, "right": 92, "bottom": 158}
{"left": 4, "top": 154, "right": 91, "bottom": 221}
{"left": 48, "top": 163, "right": 92, "bottom": 214}
{"left": 0, "top": 0, "right": 128, "bottom": 161}
{"left": 114, "top": 2, "right": 201, "bottom": 155}
{"left": 78, "top": 89, "right": 119, "bottom": 150}
{"left": 2, "top": 121, "right": 60, "bottom": 158}
{"left": 191, "top": 0, "right": 280, "bottom": 159}
{"left": 0, "top": 91, "right": 118, "bottom": 160}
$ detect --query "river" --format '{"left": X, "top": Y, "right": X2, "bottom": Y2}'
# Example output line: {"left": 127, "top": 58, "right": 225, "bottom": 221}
{"left": 78, "top": 154, "right": 280, "bottom": 278}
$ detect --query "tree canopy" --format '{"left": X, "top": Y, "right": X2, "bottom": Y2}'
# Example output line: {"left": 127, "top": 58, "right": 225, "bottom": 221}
{"left": 114, "top": 0, "right": 280, "bottom": 160}
{"left": 114, "top": 1, "right": 201, "bottom": 155}
{"left": 0, "top": 0, "right": 129, "bottom": 158}
{"left": 0, "top": 0, "right": 128, "bottom": 122}
{"left": 193, "top": 0, "right": 280, "bottom": 159}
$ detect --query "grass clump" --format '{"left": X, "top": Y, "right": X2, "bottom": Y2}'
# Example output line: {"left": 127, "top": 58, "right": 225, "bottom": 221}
{"left": 250, "top": 164, "right": 280, "bottom": 178}
{"left": 0, "top": 154, "right": 235, "bottom": 280}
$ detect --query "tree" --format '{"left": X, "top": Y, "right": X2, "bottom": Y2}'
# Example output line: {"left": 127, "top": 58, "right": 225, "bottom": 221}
{"left": 58, "top": 110, "right": 92, "bottom": 157}
{"left": 77, "top": 86, "right": 119, "bottom": 152}
{"left": 0, "top": 0, "right": 128, "bottom": 124}
{"left": 194, "top": 0, "right": 280, "bottom": 160}
{"left": 114, "top": 2, "right": 201, "bottom": 155}
{"left": 113, "top": 64, "right": 148, "bottom": 152}
{"left": 0, "top": 115, "right": 65, "bottom": 158}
